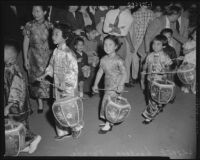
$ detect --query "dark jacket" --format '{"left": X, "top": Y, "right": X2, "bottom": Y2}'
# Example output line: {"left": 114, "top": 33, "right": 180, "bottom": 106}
{"left": 65, "top": 11, "right": 85, "bottom": 31}
{"left": 163, "top": 45, "right": 177, "bottom": 70}
{"left": 74, "top": 50, "right": 89, "bottom": 81}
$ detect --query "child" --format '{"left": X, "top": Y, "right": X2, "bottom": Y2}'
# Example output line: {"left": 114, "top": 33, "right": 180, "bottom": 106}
{"left": 152, "top": 5, "right": 163, "bottom": 19}
{"left": 37, "top": 22, "right": 83, "bottom": 140}
{"left": 4, "top": 39, "right": 41, "bottom": 154}
{"left": 96, "top": 16, "right": 107, "bottom": 42}
{"left": 23, "top": 5, "right": 52, "bottom": 113}
{"left": 181, "top": 30, "right": 196, "bottom": 94}
{"left": 73, "top": 37, "right": 90, "bottom": 98}
{"left": 141, "top": 35, "right": 172, "bottom": 124}
{"left": 83, "top": 25, "right": 100, "bottom": 96}
{"left": 92, "top": 35, "right": 127, "bottom": 133}
{"left": 160, "top": 28, "right": 177, "bottom": 81}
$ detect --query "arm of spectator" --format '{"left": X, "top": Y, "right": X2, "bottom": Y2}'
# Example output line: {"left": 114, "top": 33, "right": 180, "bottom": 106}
{"left": 144, "top": 19, "right": 160, "bottom": 53}
{"left": 171, "top": 18, "right": 189, "bottom": 44}
{"left": 126, "top": 32, "right": 135, "bottom": 53}
{"left": 182, "top": 17, "right": 189, "bottom": 40}
{"left": 172, "top": 29, "right": 188, "bottom": 44}
{"left": 119, "top": 12, "right": 133, "bottom": 36}
{"left": 103, "top": 11, "right": 113, "bottom": 34}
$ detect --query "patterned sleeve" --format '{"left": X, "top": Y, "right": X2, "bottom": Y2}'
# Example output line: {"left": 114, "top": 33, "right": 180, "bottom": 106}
{"left": 64, "top": 52, "right": 78, "bottom": 89}
{"left": 8, "top": 74, "right": 26, "bottom": 107}
{"left": 45, "top": 50, "right": 55, "bottom": 77}
{"left": 22, "top": 21, "right": 32, "bottom": 38}
{"left": 163, "top": 54, "right": 172, "bottom": 66}
{"left": 144, "top": 54, "right": 150, "bottom": 66}
{"left": 142, "top": 54, "right": 151, "bottom": 72}
{"left": 117, "top": 58, "right": 127, "bottom": 78}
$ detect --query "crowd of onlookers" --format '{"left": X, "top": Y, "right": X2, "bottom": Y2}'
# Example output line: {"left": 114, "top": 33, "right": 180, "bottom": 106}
{"left": 3, "top": 1, "right": 197, "bottom": 154}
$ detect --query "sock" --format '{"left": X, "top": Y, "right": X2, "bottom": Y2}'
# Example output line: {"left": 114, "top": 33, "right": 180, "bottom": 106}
{"left": 80, "top": 92, "right": 83, "bottom": 98}
{"left": 101, "top": 122, "right": 110, "bottom": 130}
{"left": 28, "top": 135, "right": 42, "bottom": 154}
{"left": 21, "top": 146, "right": 30, "bottom": 152}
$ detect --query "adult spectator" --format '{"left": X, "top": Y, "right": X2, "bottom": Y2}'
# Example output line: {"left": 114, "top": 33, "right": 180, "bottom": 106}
{"left": 129, "top": 2, "right": 154, "bottom": 84}
{"left": 152, "top": 5, "right": 163, "bottom": 19}
{"left": 138, "top": 5, "right": 187, "bottom": 62}
{"left": 103, "top": 5, "right": 134, "bottom": 59}
{"left": 103, "top": 6, "right": 134, "bottom": 87}
{"left": 79, "top": 6, "right": 96, "bottom": 28}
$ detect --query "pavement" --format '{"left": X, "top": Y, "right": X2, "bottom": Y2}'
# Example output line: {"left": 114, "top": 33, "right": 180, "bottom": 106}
{"left": 19, "top": 83, "right": 196, "bottom": 158}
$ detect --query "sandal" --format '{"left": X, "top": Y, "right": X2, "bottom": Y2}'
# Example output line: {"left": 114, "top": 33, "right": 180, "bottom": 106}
{"left": 98, "top": 125, "right": 112, "bottom": 134}
{"left": 142, "top": 119, "right": 152, "bottom": 125}
{"left": 54, "top": 133, "right": 71, "bottom": 141}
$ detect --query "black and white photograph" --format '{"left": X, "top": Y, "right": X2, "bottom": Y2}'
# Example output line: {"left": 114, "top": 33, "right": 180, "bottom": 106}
{"left": 1, "top": 0, "right": 199, "bottom": 158}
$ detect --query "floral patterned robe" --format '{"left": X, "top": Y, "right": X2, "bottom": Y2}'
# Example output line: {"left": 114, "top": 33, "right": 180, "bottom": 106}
{"left": 99, "top": 55, "right": 127, "bottom": 120}
{"left": 4, "top": 62, "right": 28, "bottom": 117}
{"left": 4, "top": 62, "right": 36, "bottom": 143}
{"left": 23, "top": 20, "right": 52, "bottom": 98}
{"left": 45, "top": 43, "right": 79, "bottom": 136}
{"left": 145, "top": 51, "right": 172, "bottom": 81}
{"left": 45, "top": 43, "right": 78, "bottom": 100}
{"left": 142, "top": 51, "right": 172, "bottom": 121}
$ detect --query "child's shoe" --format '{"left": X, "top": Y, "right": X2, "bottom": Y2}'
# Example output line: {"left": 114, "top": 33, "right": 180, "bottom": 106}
{"left": 181, "top": 87, "right": 185, "bottom": 92}
{"left": 142, "top": 118, "right": 152, "bottom": 124}
{"left": 79, "top": 92, "right": 83, "bottom": 98}
{"left": 183, "top": 88, "right": 189, "bottom": 93}
{"left": 192, "top": 90, "right": 196, "bottom": 95}
{"left": 28, "top": 135, "right": 42, "bottom": 154}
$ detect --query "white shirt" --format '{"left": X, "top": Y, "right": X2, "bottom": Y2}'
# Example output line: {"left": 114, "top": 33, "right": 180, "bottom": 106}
{"left": 183, "top": 40, "right": 196, "bottom": 65}
{"left": 103, "top": 8, "right": 133, "bottom": 36}
{"left": 80, "top": 11, "right": 92, "bottom": 26}
{"left": 48, "top": 6, "right": 52, "bottom": 22}
{"left": 178, "top": 17, "right": 181, "bottom": 28}
{"left": 165, "top": 16, "right": 171, "bottom": 29}
{"left": 166, "top": 16, "right": 181, "bottom": 29}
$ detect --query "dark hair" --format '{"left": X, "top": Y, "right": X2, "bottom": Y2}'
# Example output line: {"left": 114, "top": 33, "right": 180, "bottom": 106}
{"left": 74, "top": 37, "right": 84, "bottom": 46}
{"left": 33, "top": 5, "right": 48, "bottom": 11}
{"left": 160, "top": 28, "right": 173, "bottom": 36}
{"left": 164, "top": 5, "right": 181, "bottom": 16}
{"left": 53, "top": 22, "right": 74, "bottom": 41}
{"left": 40, "top": 5, "right": 49, "bottom": 12}
{"left": 84, "top": 25, "right": 95, "bottom": 34}
{"left": 140, "top": 1, "right": 152, "bottom": 8}
{"left": 104, "top": 35, "right": 121, "bottom": 51}
{"left": 153, "top": 34, "right": 168, "bottom": 47}
{"left": 4, "top": 38, "right": 20, "bottom": 55}
{"left": 152, "top": 5, "right": 163, "bottom": 12}
{"left": 65, "top": 5, "right": 80, "bottom": 11}
{"left": 173, "top": 1, "right": 184, "bottom": 10}
{"left": 32, "top": 5, "right": 49, "bottom": 19}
